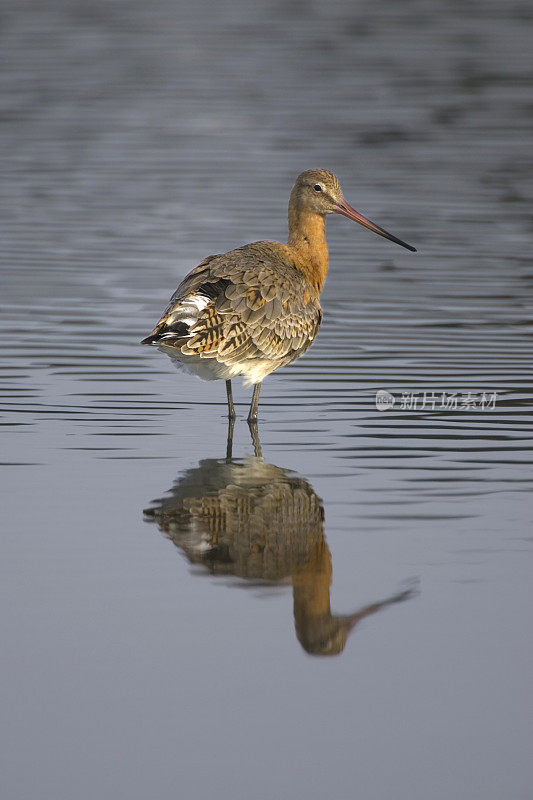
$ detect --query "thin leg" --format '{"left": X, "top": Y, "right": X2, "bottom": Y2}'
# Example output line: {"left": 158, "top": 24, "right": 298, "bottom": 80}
{"left": 247, "top": 420, "right": 263, "bottom": 460}
{"left": 247, "top": 382, "right": 262, "bottom": 423}
{"left": 226, "top": 379, "right": 235, "bottom": 420}
{"left": 225, "top": 415, "right": 235, "bottom": 461}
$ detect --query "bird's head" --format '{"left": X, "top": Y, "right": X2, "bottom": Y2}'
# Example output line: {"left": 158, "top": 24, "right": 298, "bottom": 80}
{"left": 291, "top": 168, "right": 416, "bottom": 252}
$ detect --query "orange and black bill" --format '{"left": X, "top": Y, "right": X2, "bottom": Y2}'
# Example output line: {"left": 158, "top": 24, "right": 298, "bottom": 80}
{"left": 334, "top": 199, "right": 417, "bottom": 252}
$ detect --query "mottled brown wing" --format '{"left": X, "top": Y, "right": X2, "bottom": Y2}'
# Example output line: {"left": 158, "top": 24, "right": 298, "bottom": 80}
{"left": 142, "top": 242, "right": 322, "bottom": 372}
{"left": 141, "top": 255, "right": 221, "bottom": 344}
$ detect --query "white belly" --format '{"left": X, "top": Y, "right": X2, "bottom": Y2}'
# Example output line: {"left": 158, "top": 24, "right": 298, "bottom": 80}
{"left": 157, "top": 343, "right": 278, "bottom": 386}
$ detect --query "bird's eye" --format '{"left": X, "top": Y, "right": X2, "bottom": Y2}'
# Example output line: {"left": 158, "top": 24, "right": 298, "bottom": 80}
{"left": 313, "top": 184, "right": 322, "bottom": 192}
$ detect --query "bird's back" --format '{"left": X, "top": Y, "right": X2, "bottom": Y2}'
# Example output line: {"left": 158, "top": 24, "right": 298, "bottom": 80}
{"left": 142, "top": 241, "right": 322, "bottom": 386}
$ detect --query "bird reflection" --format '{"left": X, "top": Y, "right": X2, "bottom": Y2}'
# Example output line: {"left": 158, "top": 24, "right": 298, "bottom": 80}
{"left": 143, "top": 424, "right": 416, "bottom": 656}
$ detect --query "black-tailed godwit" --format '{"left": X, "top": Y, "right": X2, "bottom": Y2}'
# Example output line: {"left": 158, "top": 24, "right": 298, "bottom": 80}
{"left": 142, "top": 169, "right": 416, "bottom": 421}
{"left": 144, "top": 448, "right": 416, "bottom": 655}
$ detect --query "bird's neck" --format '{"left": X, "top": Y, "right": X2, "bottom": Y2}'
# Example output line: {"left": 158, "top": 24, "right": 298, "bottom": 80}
{"left": 292, "top": 538, "right": 332, "bottom": 622}
{"left": 287, "top": 208, "right": 329, "bottom": 295}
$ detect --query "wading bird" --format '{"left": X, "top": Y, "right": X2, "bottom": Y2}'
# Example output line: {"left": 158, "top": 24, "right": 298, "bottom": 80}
{"left": 141, "top": 169, "right": 416, "bottom": 421}
{"left": 143, "top": 435, "right": 416, "bottom": 656}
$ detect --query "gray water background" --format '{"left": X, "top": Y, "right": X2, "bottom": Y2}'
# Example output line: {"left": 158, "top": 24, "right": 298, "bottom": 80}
{"left": 1, "top": 0, "right": 533, "bottom": 798}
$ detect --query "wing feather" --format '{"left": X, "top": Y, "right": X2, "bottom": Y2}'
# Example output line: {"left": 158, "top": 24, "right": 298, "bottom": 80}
{"left": 141, "top": 243, "right": 321, "bottom": 376}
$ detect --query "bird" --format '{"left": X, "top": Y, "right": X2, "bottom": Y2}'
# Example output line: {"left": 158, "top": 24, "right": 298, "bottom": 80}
{"left": 143, "top": 443, "right": 417, "bottom": 656}
{"left": 141, "top": 169, "right": 416, "bottom": 422}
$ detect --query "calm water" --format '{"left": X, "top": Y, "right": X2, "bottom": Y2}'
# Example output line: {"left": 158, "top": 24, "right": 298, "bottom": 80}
{"left": 1, "top": 1, "right": 532, "bottom": 798}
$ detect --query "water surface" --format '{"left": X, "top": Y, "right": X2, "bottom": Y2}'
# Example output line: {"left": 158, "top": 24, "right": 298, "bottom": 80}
{"left": 1, "top": 1, "right": 532, "bottom": 798}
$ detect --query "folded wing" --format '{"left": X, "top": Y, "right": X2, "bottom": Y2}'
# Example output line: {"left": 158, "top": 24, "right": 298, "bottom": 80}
{"left": 141, "top": 243, "right": 322, "bottom": 378}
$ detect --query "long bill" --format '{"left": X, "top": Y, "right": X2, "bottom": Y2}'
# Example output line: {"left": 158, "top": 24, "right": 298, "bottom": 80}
{"left": 334, "top": 199, "right": 417, "bottom": 252}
